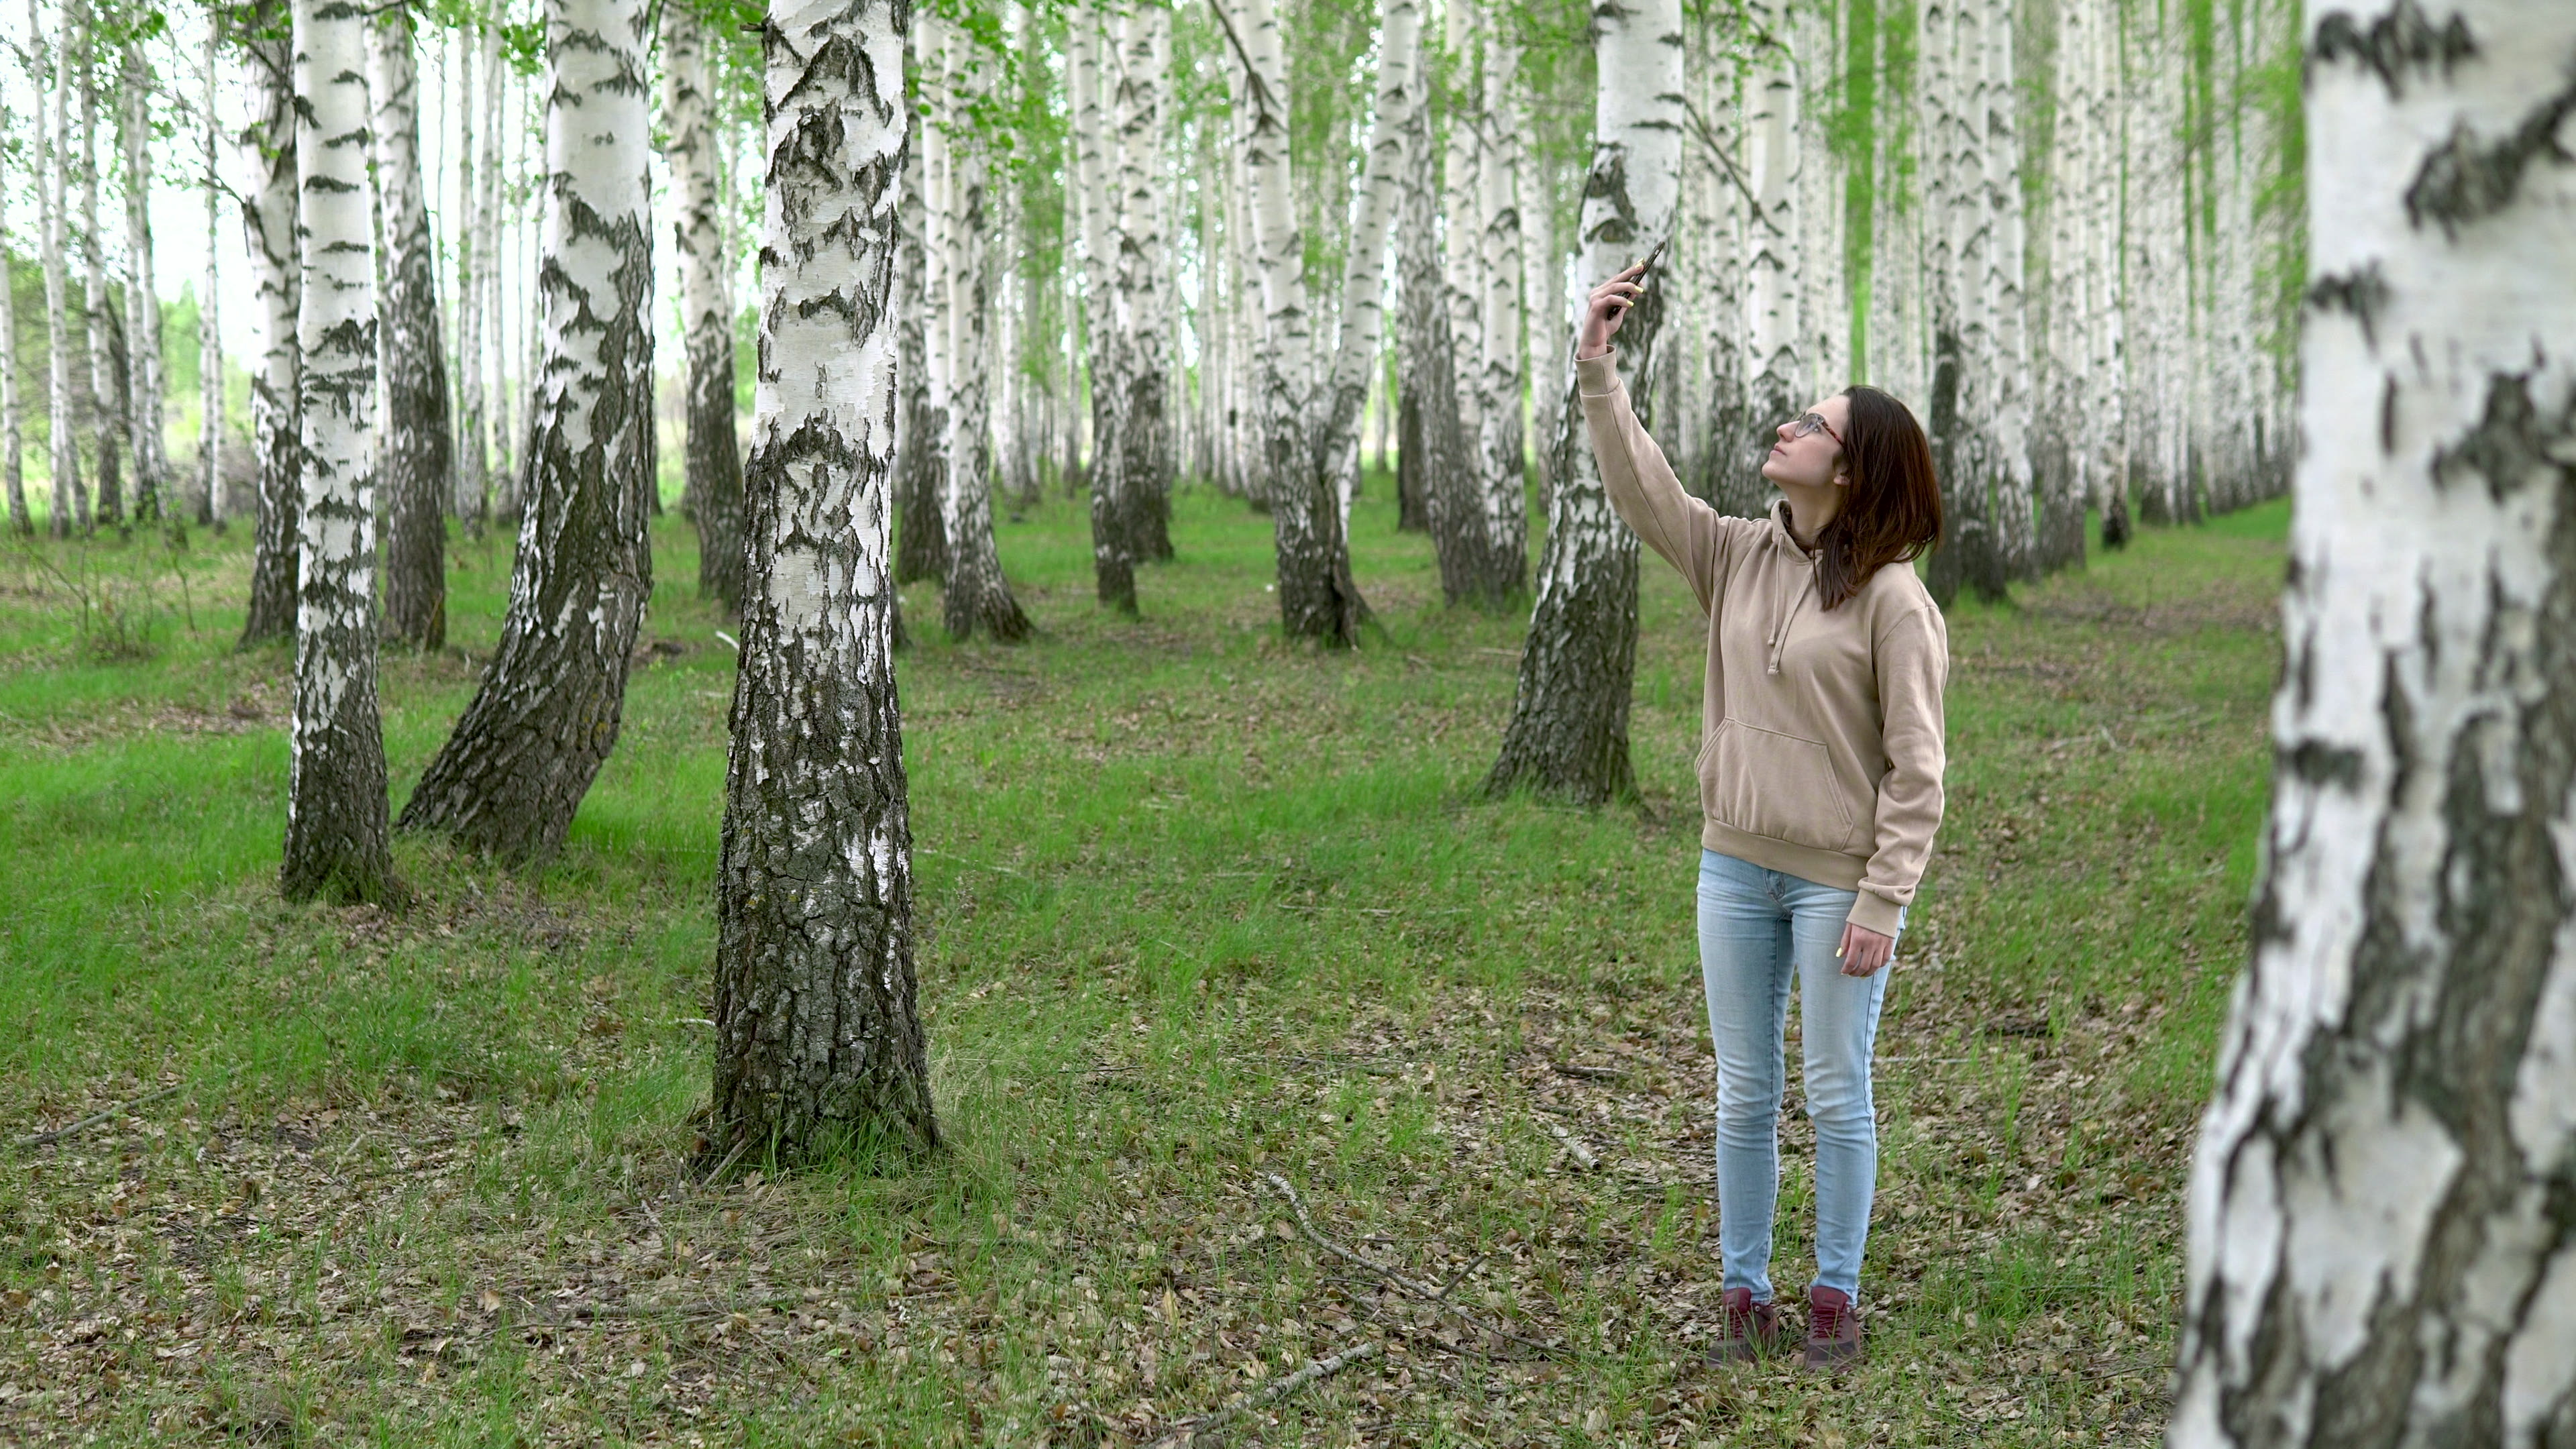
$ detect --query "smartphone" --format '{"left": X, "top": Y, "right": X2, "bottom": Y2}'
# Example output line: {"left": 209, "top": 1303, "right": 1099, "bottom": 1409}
{"left": 1631, "top": 237, "right": 1669, "bottom": 291}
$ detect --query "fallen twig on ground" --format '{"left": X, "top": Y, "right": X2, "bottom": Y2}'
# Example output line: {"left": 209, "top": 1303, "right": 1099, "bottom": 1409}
{"left": 1545, "top": 1122, "right": 1599, "bottom": 1171}
{"left": 15, "top": 1081, "right": 189, "bottom": 1150}
{"left": 1258, "top": 1174, "right": 1559, "bottom": 1360}
{"left": 1145, "top": 1340, "right": 1383, "bottom": 1447}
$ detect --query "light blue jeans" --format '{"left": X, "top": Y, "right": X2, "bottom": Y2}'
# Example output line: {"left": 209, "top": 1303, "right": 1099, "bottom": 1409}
{"left": 1697, "top": 849, "right": 1897, "bottom": 1301}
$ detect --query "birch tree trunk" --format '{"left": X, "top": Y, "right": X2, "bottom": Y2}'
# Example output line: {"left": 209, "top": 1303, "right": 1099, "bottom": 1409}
{"left": 1395, "top": 1, "right": 1504, "bottom": 607}
{"left": 1739, "top": 0, "right": 1800, "bottom": 525}
{"left": 1472, "top": 33, "right": 1527, "bottom": 595}
{"left": 118, "top": 42, "right": 168, "bottom": 524}
{"left": 237, "top": 0, "right": 300, "bottom": 642}
{"left": 455, "top": 21, "right": 486, "bottom": 526}
{"left": 1070, "top": 3, "right": 1136, "bottom": 608}
{"left": 1114, "top": 0, "right": 1175, "bottom": 566}
{"left": 41, "top": 0, "right": 84, "bottom": 539}
{"left": 199, "top": 36, "right": 224, "bottom": 529}
{"left": 1224, "top": 0, "right": 1369, "bottom": 644}
{"left": 474, "top": 15, "right": 504, "bottom": 522}
{"left": 0, "top": 86, "right": 25, "bottom": 537}
{"left": 2171, "top": 6, "right": 2576, "bottom": 1442}
{"left": 892, "top": 138, "right": 946, "bottom": 586}
{"left": 1976, "top": 0, "right": 2034, "bottom": 582}
{"left": 372, "top": 3, "right": 454, "bottom": 650}
{"left": 663, "top": 0, "right": 747, "bottom": 612}
{"left": 399, "top": 0, "right": 657, "bottom": 865}
{"left": 932, "top": 22, "right": 1032, "bottom": 643}
{"left": 78, "top": 8, "right": 117, "bottom": 529}
{"left": 1440, "top": 0, "right": 1487, "bottom": 493}
{"left": 280, "top": 0, "right": 399, "bottom": 904}
{"left": 1485, "top": 0, "right": 1680, "bottom": 804}
{"left": 711, "top": 0, "right": 938, "bottom": 1166}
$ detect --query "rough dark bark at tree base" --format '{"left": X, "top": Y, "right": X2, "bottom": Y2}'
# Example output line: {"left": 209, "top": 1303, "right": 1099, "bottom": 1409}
{"left": 714, "top": 0, "right": 938, "bottom": 1169}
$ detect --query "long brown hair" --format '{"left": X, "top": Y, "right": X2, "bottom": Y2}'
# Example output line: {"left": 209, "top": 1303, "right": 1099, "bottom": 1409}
{"left": 1813, "top": 385, "right": 1942, "bottom": 610}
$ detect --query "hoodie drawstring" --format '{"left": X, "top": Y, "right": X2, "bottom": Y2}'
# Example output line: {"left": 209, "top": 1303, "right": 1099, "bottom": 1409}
{"left": 1765, "top": 511, "right": 1818, "bottom": 676}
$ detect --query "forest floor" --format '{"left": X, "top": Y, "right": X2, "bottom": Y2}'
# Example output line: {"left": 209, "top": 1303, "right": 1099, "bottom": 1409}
{"left": 0, "top": 479, "right": 2288, "bottom": 1446}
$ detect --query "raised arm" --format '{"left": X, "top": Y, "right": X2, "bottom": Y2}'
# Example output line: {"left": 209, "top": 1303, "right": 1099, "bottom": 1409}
{"left": 1574, "top": 266, "right": 1748, "bottom": 613}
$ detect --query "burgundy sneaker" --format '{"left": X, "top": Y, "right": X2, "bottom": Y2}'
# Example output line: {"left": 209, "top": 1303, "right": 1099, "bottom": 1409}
{"left": 1708, "top": 1287, "right": 1782, "bottom": 1362}
{"left": 1803, "top": 1285, "right": 1862, "bottom": 1369}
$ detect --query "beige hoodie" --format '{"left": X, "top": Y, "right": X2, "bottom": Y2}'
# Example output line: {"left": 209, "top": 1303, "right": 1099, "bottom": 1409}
{"left": 1578, "top": 350, "right": 1949, "bottom": 936}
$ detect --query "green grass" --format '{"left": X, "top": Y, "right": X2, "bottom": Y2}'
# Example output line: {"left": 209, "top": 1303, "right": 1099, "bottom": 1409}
{"left": 0, "top": 482, "right": 2290, "bottom": 1444}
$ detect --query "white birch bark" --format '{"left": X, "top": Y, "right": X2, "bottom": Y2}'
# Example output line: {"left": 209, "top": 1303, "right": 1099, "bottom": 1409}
{"left": 41, "top": 0, "right": 83, "bottom": 537}
{"left": 455, "top": 18, "right": 484, "bottom": 524}
{"left": 712, "top": 0, "right": 938, "bottom": 1164}
{"left": 119, "top": 42, "right": 168, "bottom": 522}
{"left": 663, "top": 0, "right": 747, "bottom": 611}
{"left": 476, "top": 15, "right": 504, "bottom": 516}
{"left": 932, "top": 19, "right": 1030, "bottom": 642}
{"left": 1071, "top": 1, "right": 1134, "bottom": 606}
{"left": 1487, "top": 0, "right": 1681, "bottom": 802}
{"left": 1439, "top": 0, "right": 1487, "bottom": 480}
{"left": 1977, "top": 0, "right": 2033, "bottom": 580}
{"left": 1742, "top": 0, "right": 1800, "bottom": 508}
{"left": 78, "top": 1, "right": 118, "bottom": 527}
{"left": 0, "top": 83, "right": 25, "bottom": 537}
{"left": 2171, "top": 6, "right": 2576, "bottom": 1443}
{"left": 281, "top": 0, "right": 398, "bottom": 903}
{"left": 1472, "top": 30, "right": 1527, "bottom": 586}
{"left": 199, "top": 36, "right": 225, "bottom": 528}
{"left": 236, "top": 0, "right": 300, "bottom": 642}
{"left": 1113, "top": 0, "right": 1175, "bottom": 562}
{"left": 371, "top": 2, "right": 453, "bottom": 649}
{"left": 1221, "top": 0, "right": 1368, "bottom": 641}
{"left": 398, "top": 0, "right": 659, "bottom": 863}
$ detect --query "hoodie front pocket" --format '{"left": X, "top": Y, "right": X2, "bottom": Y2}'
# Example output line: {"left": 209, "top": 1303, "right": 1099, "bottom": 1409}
{"left": 1701, "top": 719, "right": 1855, "bottom": 852}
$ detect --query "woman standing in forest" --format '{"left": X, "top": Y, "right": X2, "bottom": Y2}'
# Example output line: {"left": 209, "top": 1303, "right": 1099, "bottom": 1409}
{"left": 1576, "top": 262, "right": 1948, "bottom": 1368}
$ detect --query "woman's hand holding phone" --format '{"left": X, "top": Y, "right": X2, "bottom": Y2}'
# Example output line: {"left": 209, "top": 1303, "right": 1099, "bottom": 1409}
{"left": 1576, "top": 242, "right": 1663, "bottom": 361}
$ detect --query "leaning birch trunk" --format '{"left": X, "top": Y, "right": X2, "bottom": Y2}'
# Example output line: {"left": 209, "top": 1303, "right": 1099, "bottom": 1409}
{"left": 2168, "top": 5, "right": 2576, "bottom": 1443}
{"left": 40, "top": 1, "right": 83, "bottom": 538}
{"left": 1485, "top": 0, "right": 1680, "bottom": 804}
{"left": 236, "top": 0, "right": 301, "bottom": 643}
{"left": 119, "top": 43, "right": 168, "bottom": 523}
{"left": 371, "top": 3, "right": 454, "bottom": 650}
{"left": 199, "top": 37, "right": 224, "bottom": 529}
{"left": 1226, "top": 0, "right": 1368, "bottom": 643}
{"left": 932, "top": 24, "right": 1031, "bottom": 643}
{"left": 0, "top": 87, "right": 25, "bottom": 537}
{"left": 662, "top": 0, "right": 747, "bottom": 612}
{"left": 712, "top": 0, "right": 938, "bottom": 1166}
{"left": 1069, "top": 5, "right": 1135, "bottom": 609}
{"left": 280, "top": 0, "right": 399, "bottom": 904}
{"left": 78, "top": 25, "right": 119, "bottom": 528}
{"left": 398, "top": 0, "right": 657, "bottom": 865}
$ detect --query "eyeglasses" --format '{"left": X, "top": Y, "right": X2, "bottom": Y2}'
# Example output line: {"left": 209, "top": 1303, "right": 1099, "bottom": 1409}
{"left": 1789, "top": 412, "right": 1846, "bottom": 449}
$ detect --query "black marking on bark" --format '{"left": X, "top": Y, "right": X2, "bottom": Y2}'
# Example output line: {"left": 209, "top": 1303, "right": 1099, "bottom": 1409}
{"left": 2307, "top": 264, "right": 2390, "bottom": 350}
{"left": 2382, "top": 373, "right": 2400, "bottom": 458}
{"left": 2312, "top": 1, "right": 2475, "bottom": 97}
{"left": 2431, "top": 368, "right": 2557, "bottom": 504}
{"left": 2281, "top": 741, "right": 2367, "bottom": 791}
{"left": 2404, "top": 62, "right": 2576, "bottom": 237}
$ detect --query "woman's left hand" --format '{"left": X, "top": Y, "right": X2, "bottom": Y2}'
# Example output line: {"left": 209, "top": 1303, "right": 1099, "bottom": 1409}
{"left": 1836, "top": 922, "right": 1896, "bottom": 977}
